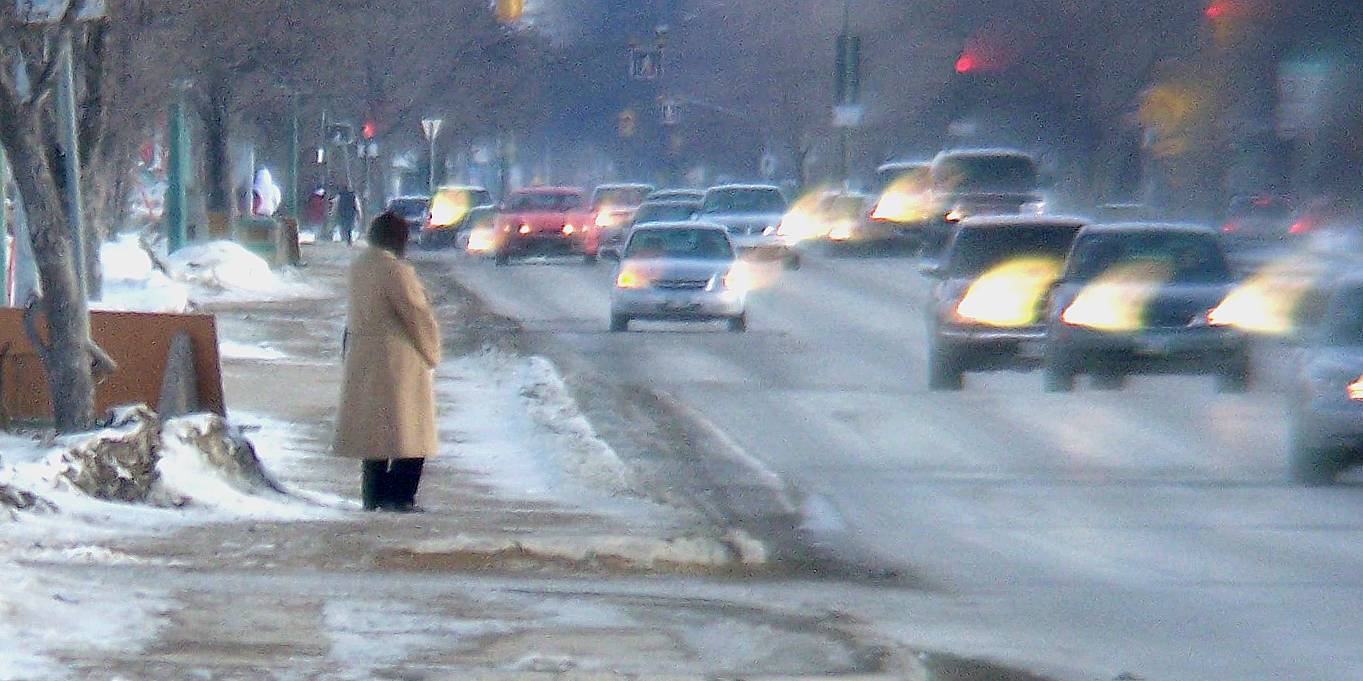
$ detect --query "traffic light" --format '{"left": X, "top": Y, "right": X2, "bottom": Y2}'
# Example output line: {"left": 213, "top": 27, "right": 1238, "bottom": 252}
{"left": 495, "top": 0, "right": 523, "bottom": 23}
{"left": 361, "top": 119, "right": 376, "bottom": 140}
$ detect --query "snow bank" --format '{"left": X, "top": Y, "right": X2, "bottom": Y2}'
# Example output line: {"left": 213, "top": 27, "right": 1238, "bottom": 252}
{"left": 404, "top": 530, "right": 769, "bottom": 571}
{"left": 93, "top": 235, "right": 191, "bottom": 313}
{"left": 166, "top": 240, "right": 319, "bottom": 303}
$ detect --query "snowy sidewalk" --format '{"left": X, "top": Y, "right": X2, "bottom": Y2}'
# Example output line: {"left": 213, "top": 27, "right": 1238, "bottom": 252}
{"left": 0, "top": 242, "right": 911, "bottom": 680}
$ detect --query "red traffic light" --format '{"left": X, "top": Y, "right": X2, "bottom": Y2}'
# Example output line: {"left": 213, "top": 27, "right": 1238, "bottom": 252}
{"left": 361, "top": 120, "right": 376, "bottom": 140}
{"left": 1205, "top": 1, "right": 1229, "bottom": 19}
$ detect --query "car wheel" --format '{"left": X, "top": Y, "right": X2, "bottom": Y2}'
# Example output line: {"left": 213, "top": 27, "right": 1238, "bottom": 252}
{"left": 1043, "top": 344, "right": 1077, "bottom": 393}
{"left": 610, "top": 313, "right": 629, "bottom": 332}
{"left": 1289, "top": 440, "right": 1345, "bottom": 487}
{"left": 494, "top": 251, "right": 510, "bottom": 266}
{"left": 784, "top": 252, "right": 801, "bottom": 270}
{"left": 928, "top": 339, "right": 964, "bottom": 391}
{"left": 728, "top": 313, "right": 748, "bottom": 333}
{"left": 1216, "top": 354, "right": 1252, "bottom": 394}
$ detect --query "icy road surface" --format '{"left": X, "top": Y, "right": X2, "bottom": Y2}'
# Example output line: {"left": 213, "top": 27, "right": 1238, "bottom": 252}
{"left": 444, "top": 250, "right": 1363, "bottom": 681}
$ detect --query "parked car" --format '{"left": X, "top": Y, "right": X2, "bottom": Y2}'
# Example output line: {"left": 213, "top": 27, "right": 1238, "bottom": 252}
{"left": 1289, "top": 275, "right": 1363, "bottom": 485}
{"left": 492, "top": 187, "right": 596, "bottom": 265}
{"left": 697, "top": 184, "right": 799, "bottom": 269}
{"left": 922, "top": 216, "right": 1088, "bottom": 390}
{"left": 609, "top": 222, "right": 748, "bottom": 333}
{"left": 1042, "top": 223, "right": 1249, "bottom": 392}
{"left": 421, "top": 185, "right": 492, "bottom": 248}
{"left": 590, "top": 183, "right": 654, "bottom": 250}
{"left": 385, "top": 196, "right": 431, "bottom": 236}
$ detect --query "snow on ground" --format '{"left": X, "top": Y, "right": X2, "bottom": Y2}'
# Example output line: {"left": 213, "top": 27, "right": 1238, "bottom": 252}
{"left": 94, "top": 234, "right": 323, "bottom": 313}
{"left": 166, "top": 240, "right": 321, "bottom": 304}
{"left": 93, "top": 235, "right": 191, "bottom": 313}
{"left": 218, "top": 339, "right": 289, "bottom": 361}
{"left": 436, "top": 351, "right": 636, "bottom": 500}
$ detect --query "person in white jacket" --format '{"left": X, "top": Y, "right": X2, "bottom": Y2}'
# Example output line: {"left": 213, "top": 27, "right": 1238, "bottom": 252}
{"left": 253, "top": 168, "right": 282, "bottom": 216}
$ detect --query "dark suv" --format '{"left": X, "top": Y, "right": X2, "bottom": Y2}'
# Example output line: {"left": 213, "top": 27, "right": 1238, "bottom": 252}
{"left": 1042, "top": 223, "right": 1249, "bottom": 392}
{"left": 923, "top": 216, "right": 1087, "bottom": 390}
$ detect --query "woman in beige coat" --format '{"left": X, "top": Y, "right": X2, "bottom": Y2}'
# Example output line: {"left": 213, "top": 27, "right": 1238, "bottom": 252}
{"left": 334, "top": 211, "right": 442, "bottom": 511}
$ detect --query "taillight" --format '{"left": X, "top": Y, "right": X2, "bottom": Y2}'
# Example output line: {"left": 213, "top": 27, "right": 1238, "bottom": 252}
{"left": 1289, "top": 220, "right": 1310, "bottom": 235}
{"left": 1220, "top": 221, "right": 1237, "bottom": 234}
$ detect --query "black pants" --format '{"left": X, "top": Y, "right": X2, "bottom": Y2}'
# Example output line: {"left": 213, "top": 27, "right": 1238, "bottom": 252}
{"left": 361, "top": 458, "right": 425, "bottom": 510}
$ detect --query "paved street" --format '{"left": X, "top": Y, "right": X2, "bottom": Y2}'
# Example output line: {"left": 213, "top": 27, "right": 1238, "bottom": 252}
{"left": 443, "top": 249, "right": 1363, "bottom": 681}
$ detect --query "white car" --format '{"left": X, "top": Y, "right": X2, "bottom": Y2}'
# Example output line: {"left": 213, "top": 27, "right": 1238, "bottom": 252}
{"left": 696, "top": 184, "right": 799, "bottom": 269}
{"left": 609, "top": 222, "right": 748, "bottom": 333}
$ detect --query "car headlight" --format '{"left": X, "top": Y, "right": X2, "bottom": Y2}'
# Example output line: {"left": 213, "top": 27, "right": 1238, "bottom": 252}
{"left": 518, "top": 224, "right": 532, "bottom": 235}
{"left": 1348, "top": 375, "right": 1363, "bottom": 401}
{"left": 762, "top": 225, "right": 779, "bottom": 236}
{"left": 615, "top": 269, "right": 647, "bottom": 289}
{"left": 563, "top": 224, "right": 576, "bottom": 235}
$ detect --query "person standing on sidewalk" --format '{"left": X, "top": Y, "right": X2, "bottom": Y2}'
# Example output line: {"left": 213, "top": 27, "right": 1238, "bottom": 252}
{"left": 333, "top": 211, "right": 442, "bottom": 512}
{"left": 334, "top": 186, "right": 361, "bottom": 245}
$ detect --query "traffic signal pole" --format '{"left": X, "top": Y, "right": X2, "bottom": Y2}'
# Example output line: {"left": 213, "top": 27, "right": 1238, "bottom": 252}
{"left": 839, "top": 0, "right": 851, "bottom": 187}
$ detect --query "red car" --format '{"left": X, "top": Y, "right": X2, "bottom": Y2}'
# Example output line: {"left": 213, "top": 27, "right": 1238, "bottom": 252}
{"left": 493, "top": 187, "right": 598, "bottom": 265}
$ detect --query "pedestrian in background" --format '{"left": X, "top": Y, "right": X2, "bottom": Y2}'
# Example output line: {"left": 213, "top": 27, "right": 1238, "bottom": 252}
{"left": 334, "top": 186, "right": 361, "bottom": 245}
{"left": 333, "top": 211, "right": 442, "bottom": 512}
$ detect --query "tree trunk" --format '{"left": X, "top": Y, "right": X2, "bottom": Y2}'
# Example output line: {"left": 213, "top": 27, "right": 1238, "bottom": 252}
{"left": 4, "top": 113, "right": 96, "bottom": 433}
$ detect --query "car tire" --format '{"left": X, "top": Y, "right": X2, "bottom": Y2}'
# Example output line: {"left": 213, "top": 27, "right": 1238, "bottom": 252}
{"left": 494, "top": 251, "right": 510, "bottom": 266}
{"left": 728, "top": 313, "right": 748, "bottom": 333}
{"left": 1289, "top": 440, "right": 1345, "bottom": 487}
{"left": 928, "top": 339, "right": 964, "bottom": 391}
{"left": 1216, "top": 354, "right": 1252, "bottom": 394}
{"left": 1043, "top": 346, "right": 1077, "bottom": 393}
{"left": 610, "top": 313, "right": 629, "bottom": 332}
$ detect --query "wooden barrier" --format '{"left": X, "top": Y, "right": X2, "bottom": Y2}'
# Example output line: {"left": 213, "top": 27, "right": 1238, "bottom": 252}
{"left": 0, "top": 309, "right": 224, "bottom": 424}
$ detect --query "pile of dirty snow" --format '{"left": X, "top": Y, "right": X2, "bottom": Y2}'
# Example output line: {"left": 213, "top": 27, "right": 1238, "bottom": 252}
{"left": 166, "top": 240, "right": 318, "bottom": 303}
{"left": 94, "top": 234, "right": 191, "bottom": 313}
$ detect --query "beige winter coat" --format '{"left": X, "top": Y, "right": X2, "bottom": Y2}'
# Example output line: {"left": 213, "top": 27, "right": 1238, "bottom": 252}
{"left": 333, "top": 247, "right": 442, "bottom": 460}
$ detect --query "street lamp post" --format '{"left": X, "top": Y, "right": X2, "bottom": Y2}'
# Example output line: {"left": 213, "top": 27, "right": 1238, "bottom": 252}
{"left": 421, "top": 118, "right": 443, "bottom": 194}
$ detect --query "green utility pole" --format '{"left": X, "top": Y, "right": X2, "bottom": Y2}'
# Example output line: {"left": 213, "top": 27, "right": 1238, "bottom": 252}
{"left": 55, "top": 38, "right": 88, "bottom": 300}
{"left": 165, "top": 90, "right": 190, "bottom": 253}
{"left": 0, "top": 144, "right": 8, "bottom": 307}
{"left": 285, "top": 95, "right": 300, "bottom": 218}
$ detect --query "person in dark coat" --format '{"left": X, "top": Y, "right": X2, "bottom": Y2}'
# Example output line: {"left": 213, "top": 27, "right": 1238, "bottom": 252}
{"left": 333, "top": 211, "right": 442, "bottom": 511}
{"left": 334, "top": 187, "right": 361, "bottom": 245}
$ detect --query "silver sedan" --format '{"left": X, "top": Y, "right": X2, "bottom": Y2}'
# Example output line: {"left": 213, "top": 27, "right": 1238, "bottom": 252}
{"left": 609, "top": 222, "right": 749, "bottom": 332}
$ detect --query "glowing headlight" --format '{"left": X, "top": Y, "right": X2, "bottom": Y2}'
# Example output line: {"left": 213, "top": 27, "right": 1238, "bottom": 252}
{"left": 595, "top": 212, "right": 615, "bottom": 227}
{"left": 1349, "top": 376, "right": 1363, "bottom": 401}
{"left": 563, "top": 224, "right": 576, "bottom": 235}
{"left": 722, "top": 265, "right": 751, "bottom": 292}
{"left": 518, "top": 224, "right": 532, "bottom": 235}
{"left": 615, "top": 269, "right": 646, "bottom": 289}
{"left": 945, "top": 208, "right": 965, "bottom": 222}
{"left": 828, "top": 223, "right": 853, "bottom": 241}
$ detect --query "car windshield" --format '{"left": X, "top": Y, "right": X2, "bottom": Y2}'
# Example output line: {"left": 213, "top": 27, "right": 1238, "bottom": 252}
{"left": 594, "top": 186, "right": 651, "bottom": 208}
{"left": 1066, "top": 231, "right": 1232, "bottom": 283}
{"left": 947, "top": 224, "right": 1083, "bottom": 277}
{"left": 504, "top": 193, "right": 583, "bottom": 211}
{"left": 625, "top": 229, "right": 733, "bottom": 260}
{"left": 701, "top": 189, "right": 786, "bottom": 214}
{"left": 634, "top": 203, "right": 699, "bottom": 223}
{"left": 387, "top": 198, "right": 429, "bottom": 217}
{"left": 934, "top": 155, "right": 1038, "bottom": 193}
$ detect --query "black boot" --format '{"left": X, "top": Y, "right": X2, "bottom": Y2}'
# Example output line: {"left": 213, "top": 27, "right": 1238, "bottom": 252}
{"left": 361, "top": 460, "right": 387, "bottom": 511}
{"left": 385, "top": 458, "right": 426, "bottom": 512}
